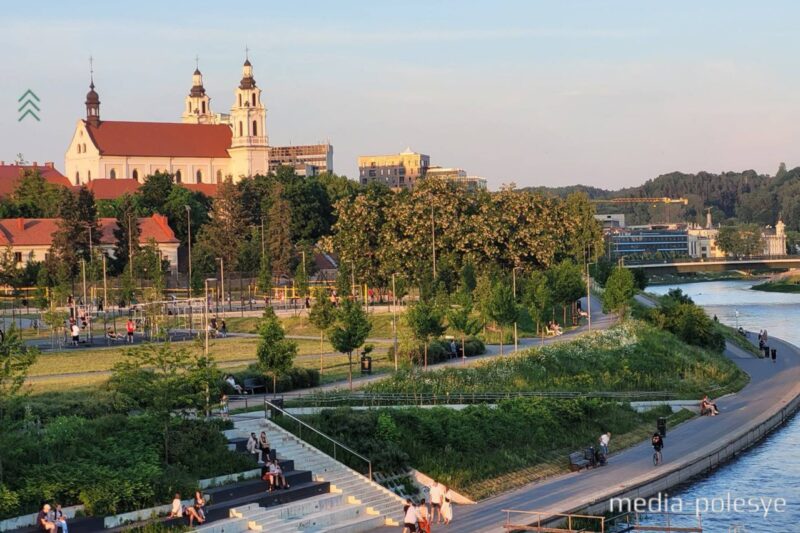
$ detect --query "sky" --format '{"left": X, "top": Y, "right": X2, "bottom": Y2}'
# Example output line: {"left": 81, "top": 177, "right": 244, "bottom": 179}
{"left": 1, "top": 1, "right": 799, "bottom": 190}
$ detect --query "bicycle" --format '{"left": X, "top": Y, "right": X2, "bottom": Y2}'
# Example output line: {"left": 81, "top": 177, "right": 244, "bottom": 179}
{"left": 652, "top": 448, "right": 663, "bottom": 466}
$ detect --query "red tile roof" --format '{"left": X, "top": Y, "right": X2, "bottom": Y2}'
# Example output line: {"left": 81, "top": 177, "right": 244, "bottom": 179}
{"left": 85, "top": 120, "right": 232, "bottom": 158}
{"left": 181, "top": 183, "right": 218, "bottom": 197}
{"left": 86, "top": 179, "right": 141, "bottom": 200}
{"left": 0, "top": 163, "right": 71, "bottom": 197}
{"left": 0, "top": 215, "right": 179, "bottom": 248}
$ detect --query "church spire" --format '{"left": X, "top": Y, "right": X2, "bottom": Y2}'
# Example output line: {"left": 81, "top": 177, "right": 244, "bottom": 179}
{"left": 85, "top": 56, "right": 100, "bottom": 127}
{"left": 240, "top": 48, "right": 256, "bottom": 90}
{"left": 182, "top": 57, "right": 213, "bottom": 124}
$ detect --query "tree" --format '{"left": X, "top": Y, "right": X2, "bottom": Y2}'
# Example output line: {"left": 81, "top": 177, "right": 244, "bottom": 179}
{"left": 549, "top": 260, "right": 586, "bottom": 325}
{"left": 716, "top": 224, "right": 764, "bottom": 257}
{"left": 308, "top": 290, "right": 337, "bottom": 372}
{"left": 112, "top": 195, "right": 141, "bottom": 274}
{"left": 522, "top": 270, "right": 553, "bottom": 338}
{"left": 459, "top": 261, "right": 477, "bottom": 295}
{"left": 256, "top": 307, "right": 297, "bottom": 394}
{"left": 632, "top": 268, "right": 648, "bottom": 291}
{"left": 405, "top": 300, "right": 446, "bottom": 369}
{"left": 328, "top": 299, "right": 371, "bottom": 390}
{"left": 446, "top": 294, "right": 480, "bottom": 362}
{"left": 138, "top": 172, "right": 174, "bottom": 214}
{"left": 50, "top": 187, "right": 101, "bottom": 277}
{"left": 12, "top": 169, "right": 63, "bottom": 217}
{"left": 196, "top": 178, "right": 247, "bottom": 271}
{"left": 603, "top": 266, "right": 635, "bottom": 315}
{"left": 0, "top": 328, "right": 37, "bottom": 484}
{"left": 267, "top": 183, "right": 293, "bottom": 277}
{"left": 109, "top": 344, "right": 216, "bottom": 465}
{"left": 486, "top": 281, "right": 517, "bottom": 355}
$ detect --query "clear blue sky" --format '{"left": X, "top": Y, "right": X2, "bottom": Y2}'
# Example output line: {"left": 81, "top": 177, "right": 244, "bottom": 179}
{"left": 1, "top": 1, "right": 798, "bottom": 189}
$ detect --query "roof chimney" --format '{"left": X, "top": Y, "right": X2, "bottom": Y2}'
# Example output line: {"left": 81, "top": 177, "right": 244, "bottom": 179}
{"left": 17, "top": 218, "right": 24, "bottom": 231}
{"left": 45, "top": 162, "right": 54, "bottom": 169}
{"left": 32, "top": 161, "right": 38, "bottom": 167}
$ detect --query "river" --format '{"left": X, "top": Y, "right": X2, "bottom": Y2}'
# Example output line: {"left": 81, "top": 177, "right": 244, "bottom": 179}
{"left": 648, "top": 280, "right": 800, "bottom": 532}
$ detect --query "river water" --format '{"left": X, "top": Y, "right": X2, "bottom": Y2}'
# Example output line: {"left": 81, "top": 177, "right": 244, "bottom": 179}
{"left": 647, "top": 280, "right": 799, "bottom": 532}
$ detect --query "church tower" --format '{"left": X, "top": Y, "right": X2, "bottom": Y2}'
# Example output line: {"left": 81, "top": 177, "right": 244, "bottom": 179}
{"left": 182, "top": 65, "right": 214, "bottom": 124}
{"left": 85, "top": 76, "right": 100, "bottom": 127}
{"left": 227, "top": 56, "right": 268, "bottom": 178}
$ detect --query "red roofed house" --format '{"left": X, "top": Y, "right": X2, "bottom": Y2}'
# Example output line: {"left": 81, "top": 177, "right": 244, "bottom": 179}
{"left": 0, "top": 162, "right": 71, "bottom": 198}
{"left": 64, "top": 59, "right": 268, "bottom": 188}
{"left": 0, "top": 214, "right": 180, "bottom": 271}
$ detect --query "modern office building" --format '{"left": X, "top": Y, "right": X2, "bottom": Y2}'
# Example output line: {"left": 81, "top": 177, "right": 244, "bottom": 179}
{"left": 608, "top": 226, "right": 690, "bottom": 259}
{"left": 594, "top": 213, "right": 626, "bottom": 229}
{"left": 269, "top": 144, "right": 333, "bottom": 176}
{"left": 358, "top": 148, "right": 429, "bottom": 190}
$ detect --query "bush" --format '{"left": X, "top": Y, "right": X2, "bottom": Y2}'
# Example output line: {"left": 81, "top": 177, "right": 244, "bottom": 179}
{"left": 227, "top": 365, "right": 320, "bottom": 394}
{"left": 0, "top": 485, "right": 19, "bottom": 518}
{"left": 388, "top": 336, "right": 486, "bottom": 366}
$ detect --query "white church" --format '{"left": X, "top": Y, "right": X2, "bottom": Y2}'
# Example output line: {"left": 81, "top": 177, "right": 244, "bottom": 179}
{"left": 65, "top": 58, "right": 269, "bottom": 186}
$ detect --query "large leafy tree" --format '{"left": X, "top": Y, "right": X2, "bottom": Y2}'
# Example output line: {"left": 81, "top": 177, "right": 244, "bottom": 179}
{"left": 109, "top": 344, "right": 218, "bottom": 465}
{"left": 12, "top": 169, "right": 63, "bottom": 217}
{"left": 603, "top": 266, "right": 636, "bottom": 315}
{"left": 196, "top": 178, "right": 247, "bottom": 272}
{"left": 486, "top": 280, "right": 518, "bottom": 355}
{"left": 716, "top": 224, "right": 765, "bottom": 257}
{"left": 112, "top": 194, "right": 141, "bottom": 274}
{"left": 267, "top": 182, "right": 293, "bottom": 278}
{"left": 50, "top": 186, "right": 101, "bottom": 277}
{"left": 522, "top": 270, "right": 553, "bottom": 337}
{"left": 0, "top": 328, "right": 37, "bottom": 484}
{"left": 549, "top": 260, "right": 586, "bottom": 325}
{"left": 138, "top": 172, "right": 174, "bottom": 214}
{"left": 405, "top": 300, "right": 446, "bottom": 369}
{"left": 256, "top": 307, "right": 297, "bottom": 394}
{"left": 308, "top": 290, "right": 337, "bottom": 371}
{"left": 446, "top": 293, "right": 481, "bottom": 361}
{"left": 328, "top": 299, "right": 371, "bottom": 390}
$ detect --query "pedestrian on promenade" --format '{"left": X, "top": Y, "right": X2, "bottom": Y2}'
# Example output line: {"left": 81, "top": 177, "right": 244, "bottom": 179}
{"left": 772, "top": 347, "right": 777, "bottom": 363}
{"left": 599, "top": 431, "right": 611, "bottom": 457}
{"left": 126, "top": 319, "right": 135, "bottom": 343}
{"left": 417, "top": 498, "right": 431, "bottom": 533}
{"left": 441, "top": 487, "right": 454, "bottom": 525}
{"left": 429, "top": 481, "right": 444, "bottom": 523}
{"left": 220, "top": 394, "right": 229, "bottom": 420}
{"left": 402, "top": 499, "right": 417, "bottom": 533}
{"left": 70, "top": 323, "right": 80, "bottom": 346}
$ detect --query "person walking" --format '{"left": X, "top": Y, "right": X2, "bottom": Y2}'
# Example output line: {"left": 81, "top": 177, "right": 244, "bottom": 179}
{"left": 126, "top": 319, "right": 135, "bottom": 344}
{"left": 417, "top": 498, "right": 431, "bottom": 533}
{"left": 441, "top": 487, "right": 454, "bottom": 525}
{"left": 70, "top": 323, "right": 81, "bottom": 347}
{"left": 402, "top": 499, "right": 417, "bottom": 533}
{"left": 599, "top": 431, "right": 611, "bottom": 457}
{"left": 429, "top": 481, "right": 444, "bottom": 524}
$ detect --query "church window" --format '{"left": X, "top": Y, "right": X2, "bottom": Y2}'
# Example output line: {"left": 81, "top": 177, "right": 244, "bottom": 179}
{"left": 196, "top": 170, "right": 203, "bottom": 183}
{"left": 238, "top": 94, "right": 242, "bottom": 107}
{"left": 132, "top": 169, "right": 139, "bottom": 181}
{"left": 109, "top": 169, "right": 116, "bottom": 180}
{"left": 252, "top": 121, "right": 257, "bottom": 136}
{"left": 87, "top": 170, "right": 91, "bottom": 181}
{"left": 188, "top": 102, "right": 191, "bottom": 112}
{"left": 216, "top": 169, "right": 222, "bottom": 182}
{"left": 175, "top": 170, "right": 182, "bottom": 183}
{"left": 82, "top": 143, "right": 87, "bottom": 152}
{"left": 239, "top": 122, "right": 243, "bottom": 136}
{"left": 252, "top": 93, "right": 256, "bottom": 106}
{"left": 75, "top": 172, "right": 80, "bottom": 184}
{"left": 201, "top": 101, "right": 206, "bottom": 113}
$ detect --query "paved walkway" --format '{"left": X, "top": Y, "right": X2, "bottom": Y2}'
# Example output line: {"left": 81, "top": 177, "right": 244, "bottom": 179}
{"left": 369, "top": 325, "right": 800, "bottom": 531}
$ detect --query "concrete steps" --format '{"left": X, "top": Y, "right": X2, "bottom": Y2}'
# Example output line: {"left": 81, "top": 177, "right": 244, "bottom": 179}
{"left": 215, "top": 417, "right": 406, "bottom": 531}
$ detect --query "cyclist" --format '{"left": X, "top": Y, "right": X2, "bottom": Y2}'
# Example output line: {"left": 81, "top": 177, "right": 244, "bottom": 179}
{"left": 651, "top": 432, "right": 664, "bottom": 465}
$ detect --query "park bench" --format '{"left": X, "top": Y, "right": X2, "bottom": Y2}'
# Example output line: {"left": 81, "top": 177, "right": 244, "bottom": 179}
{"left": 243, "top": 378, "right": 266, "bottom": 395}
{"left": 568, "top": 450, "right": 591, "bottom": 471}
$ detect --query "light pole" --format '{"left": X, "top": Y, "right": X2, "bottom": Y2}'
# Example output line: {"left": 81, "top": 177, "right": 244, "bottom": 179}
{"left": 392, "top": 273, "right": 398, "bottom": 371}
{"left": 216, "top": 258, "right": 225, "bottom": 317}
{"left": 81, "top": 259, "right": 89, "bottom": 344}
{"left": 512, "top": 266, "right": 521, "bottom": 353}
{"left": 204, "top": 278, "right": 217, "bottom": 356}
{"left": 585, "top": 244, "right": 594, "bottom": 330}
{"left": 431, "top": 206, "right": 437, "bottom": 279}
{"left": 102, "top": 253, "right": 108, "bottom": 313}
{"left": 185, "top": 205, "right": 192, "bottom": 299}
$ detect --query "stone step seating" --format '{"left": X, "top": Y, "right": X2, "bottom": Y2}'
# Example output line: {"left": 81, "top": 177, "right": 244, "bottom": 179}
{"left": 208, "top": 417, "right": 406, "bottom": 531}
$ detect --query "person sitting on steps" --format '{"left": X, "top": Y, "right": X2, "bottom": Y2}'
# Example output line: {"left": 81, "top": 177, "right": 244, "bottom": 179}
{"left": 247, "top": 432, "right": 264, "bottom": 463}
{"left": 701, "top": 394, "right": 720, "bottom": 416}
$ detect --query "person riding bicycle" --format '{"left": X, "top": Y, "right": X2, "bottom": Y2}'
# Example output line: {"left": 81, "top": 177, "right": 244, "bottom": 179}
{"left": 652, "top": 432, "right": 664, "bottom": 453}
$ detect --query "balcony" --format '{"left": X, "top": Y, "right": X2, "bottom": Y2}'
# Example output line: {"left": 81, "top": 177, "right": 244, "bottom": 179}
{"left": 231, "top": 136, "right": 268, "bottom": 148}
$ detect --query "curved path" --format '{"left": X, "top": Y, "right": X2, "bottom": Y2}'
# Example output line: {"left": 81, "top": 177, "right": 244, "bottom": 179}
{"left": 377, "top": 332, "right": 800, "bottom": 532}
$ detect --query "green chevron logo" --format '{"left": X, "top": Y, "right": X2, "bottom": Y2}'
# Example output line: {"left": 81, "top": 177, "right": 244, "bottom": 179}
{"left": 18, "top": 89, "right": 40, "bottom": 122}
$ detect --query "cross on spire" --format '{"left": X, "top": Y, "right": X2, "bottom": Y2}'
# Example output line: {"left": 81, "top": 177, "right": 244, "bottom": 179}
{"left": 89, "top": 55, "right": 94, "bottom": 87}
{"left": 245, "top": 44, "right": 249, "bottom": 61}
{"left": 195, "top": 54, "right": 199, "bottom": 70}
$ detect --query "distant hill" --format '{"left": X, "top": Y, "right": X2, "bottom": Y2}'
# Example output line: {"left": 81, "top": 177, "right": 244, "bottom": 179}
{"left": 522, "top": 168, "right": 797, "bottom": 228}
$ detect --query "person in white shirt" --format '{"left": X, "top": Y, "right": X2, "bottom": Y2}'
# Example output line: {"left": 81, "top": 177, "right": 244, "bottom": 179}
{"left": 599, "top": 431, "right": 611, "bottom": 456}
{"left": 169, "top": 493, "right": 183, "bottom": 518}
{"left": 429, "top": 481, "right": 444, "bottom": 524}
{"left": 441, "top": 487, "right": 454, "bottom": 525}
{"left": 402, "top": 499, "right": 417, "bottom": 533}
{"left": 246, "top": 432, "right": 263, "bottom": 463}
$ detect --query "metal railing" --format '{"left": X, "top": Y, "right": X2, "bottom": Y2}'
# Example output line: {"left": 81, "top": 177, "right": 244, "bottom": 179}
{"left": 263, "top": 398, "right": 373, "bottom": 481}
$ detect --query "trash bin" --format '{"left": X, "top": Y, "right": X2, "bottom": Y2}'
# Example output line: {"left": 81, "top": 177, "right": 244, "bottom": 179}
{"left": 269, "top": 397, "right": 285, "bottom": 418}
{"left": 360, "top": 355, "right": 373, "bottom": 375}
{"left": 764, "top": 346, "right": 770, "bottom": 359}
{"left": 657, "top": 416, "right": 667, "bottom": 437}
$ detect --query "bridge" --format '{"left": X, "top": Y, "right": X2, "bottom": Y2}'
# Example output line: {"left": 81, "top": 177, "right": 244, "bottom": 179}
{"left": 622, "top": 255, "right": 800, "bottom": 274}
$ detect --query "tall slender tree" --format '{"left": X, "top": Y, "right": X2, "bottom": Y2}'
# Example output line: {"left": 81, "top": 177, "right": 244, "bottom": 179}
{"left": 267, "top": 183, "right": 293, "bottom": 278}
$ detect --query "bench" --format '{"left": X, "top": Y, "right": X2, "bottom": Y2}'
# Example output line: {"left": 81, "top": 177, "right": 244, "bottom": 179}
{"left": 568, "top": 451, "right": 591, "bottom": 471}
{"left": 243, "top": 378, "right": 266, "bottom": 395}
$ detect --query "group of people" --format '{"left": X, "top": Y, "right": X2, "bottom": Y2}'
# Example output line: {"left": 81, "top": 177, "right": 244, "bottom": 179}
{"left": 209, "top": 317, "right": 228, "bottom": 337}
{"left": 169, "top": 491, "right": 206, "bottom": 526}
{"left": 36, "top": 503, "right": 68, "bottom": 533}
{"left": 402, "top": 482, "right": 454, "bottom": 533}
{"left": 262, "top": 458, "right": 290, "bottom": 491}
{"left": 246, "top": 431, "right": 272, "bottom": 464}
{"left": 546, "top": 321, "right": 563, "bottom": 336}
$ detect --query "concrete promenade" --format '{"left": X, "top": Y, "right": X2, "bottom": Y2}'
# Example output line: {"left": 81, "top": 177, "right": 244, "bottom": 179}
{"left": 374, "top": 333, "right": 800, "bottom": 532}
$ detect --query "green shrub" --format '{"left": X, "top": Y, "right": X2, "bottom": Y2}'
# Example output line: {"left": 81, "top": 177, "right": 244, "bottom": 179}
{"left": 227, "top": 365, "right": 320, "bottom": 394}
{"left": 0, "top": 485, "right": 19, "bottom": 518}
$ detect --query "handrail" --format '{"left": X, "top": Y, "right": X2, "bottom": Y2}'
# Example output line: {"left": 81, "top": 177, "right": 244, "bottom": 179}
{"left": 264, "top": 398, "right": 373, "bottom": 481}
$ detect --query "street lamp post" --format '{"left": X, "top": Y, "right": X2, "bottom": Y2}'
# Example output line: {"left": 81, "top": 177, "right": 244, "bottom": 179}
{"left": 204, "top": 278, "right": 217, "bottom": 356}
{"left": 392, "top": 273, "right": 398, "bottom": 371}
{"left": 512, "top": 267, "right": 521, "bottom": 353}
{"left": 431, "top": 206, "right": 437, "bottom": 279}
{"left": 216, "top": 258, "right": 225, "bottom": 317}
{"left": 185, "top": 205, "right": 192, "bottom": 298}
{"left": 585, "top": 244, "right": 594, "bottom": 330}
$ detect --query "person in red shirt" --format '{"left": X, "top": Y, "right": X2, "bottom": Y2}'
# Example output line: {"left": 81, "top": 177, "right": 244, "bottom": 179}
{"left": 126, "top": 319, "right": 135, "bottom": 344}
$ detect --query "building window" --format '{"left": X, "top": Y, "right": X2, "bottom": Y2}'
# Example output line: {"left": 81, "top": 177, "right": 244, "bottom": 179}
{"left": 175, "top": 170, "right": 182, "bottom": 183}
{"left": 75, "top": 172, "right": 80, "bottom": 184}
{"left": 109, "top": 168, "right": 116, "bottom": 180}
{"left": 238, "top": 94, "right": 242, "bottom": 107}
{"left": 252, "top": 93, "right": 256, "bottom": 106}
{"left": 196, "top": 169, "right": 203, "bottom": 183}
{"left": 77, "top": 144, "right": 81, "bottom": 154}
{"left": 82, "top": 143, "right": 86, "bottom": 152}
{"left": 13, "top": 252, "right": 22, "bottom": 264}
{"left": 201, "top": 101, "right": 206, "bottom": 114}
{"left": 368, "top": 170, "right": 376, "bottom": 177}
{"left": 87, "top": 170, "right": 91, "bottom": 181}
{"left": 252, "top": 120, "right": 257, "bottom": 136}
{"left": 216, "top": 169, "right": 222, "bottom": 182}
{"left": 239, "top": 122, "right": 243, "bottom": 136}
{"left": 132, "top": 169, "right": 139, "bottom": 181}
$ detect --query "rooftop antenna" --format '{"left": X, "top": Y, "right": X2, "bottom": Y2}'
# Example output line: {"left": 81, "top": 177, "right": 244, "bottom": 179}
{"left": 245, "top": 44, "right": 250, "bottom": 61}
{"left": 89, "top": 55, "right": 94, "bottom": 86}
{"left": 195, "top": 54, "right": 200, "bottom": 70}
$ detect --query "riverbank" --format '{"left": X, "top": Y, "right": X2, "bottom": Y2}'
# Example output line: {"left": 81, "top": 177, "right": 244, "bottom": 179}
{"left": 404, "top": 332, "right": 800, "bottom": 532}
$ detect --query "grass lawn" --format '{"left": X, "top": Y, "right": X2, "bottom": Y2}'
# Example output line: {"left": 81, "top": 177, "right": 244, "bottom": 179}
{"left": 751, "top": 278, "right": 800, "bottom": 293}
{"left": 25, "top": 336, "right": 391, "bottom": 392}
